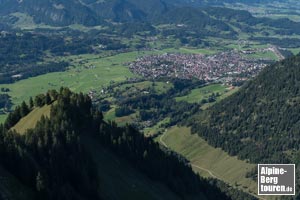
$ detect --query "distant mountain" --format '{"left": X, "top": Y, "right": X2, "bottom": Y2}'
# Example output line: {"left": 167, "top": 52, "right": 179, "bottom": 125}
{"left": 0, "top": 0, "right": 101, "bottom": 26}
{"left": 0, "top": 0, "right": 297, "bottom": 28}
{"left": 166, "top": 0, "right": 290, "bottom": 6}
{"left": 0, "top": 0, "right": 170, "bottom": 26}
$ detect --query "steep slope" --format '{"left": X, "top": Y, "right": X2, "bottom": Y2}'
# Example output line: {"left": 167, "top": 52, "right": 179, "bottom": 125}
{"left": 1, "top": 88, "right": 237, "bottom": 200}
{"left": 190, "top": 54, "right": 300, "bottom": 164}
{"left": 83, "top": 137, "right": 184, "bottom": 200}
{"left": 9, "top": 103, "right": 182, "bottom": 200}
{"left": 0, "top": 165, "right": 34, "bottom": 200}
{"left": 158, "top": 126, "right": 257, "bottom": 194}
{"left": 11, "top": 103, "right": 51, "bottom": 134}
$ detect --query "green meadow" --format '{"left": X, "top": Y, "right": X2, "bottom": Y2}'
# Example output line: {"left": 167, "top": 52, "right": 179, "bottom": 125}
{"left": 12, "top": 104, "right": 52, "bottom": 134}
{"left": 1, "top": 52, "right": 139, "bottom": 108}
{"left": 175, "top": 84, "right": 229, "bottom": 103}
{"left": 1, "top": 48, "right": 216, "bottom": 108}
{"left": 157, "top": 126, "right": 259, "bottom": 197}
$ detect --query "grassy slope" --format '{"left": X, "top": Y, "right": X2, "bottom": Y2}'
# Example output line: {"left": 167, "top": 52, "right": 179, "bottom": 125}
{"left": 12, "top": 104, "right": 51, "bottom": 134}
{"left": 175, "top": 84, "right": 239, "bottom": 110}
{"left": 175, "top": 84, "right": 229, "bottom": 103}
{"left": 157, "top": 126, "right": 258, "bottom": 195}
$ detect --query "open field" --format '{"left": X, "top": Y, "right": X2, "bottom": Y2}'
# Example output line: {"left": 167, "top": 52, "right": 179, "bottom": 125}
{"left": 201, "top": 86, "right": 239, "bottom": 110}
{"left": 244, "top": 50, "right": 279, "bottom": 61}
{"left": 0, "top": 48, "right": 215, "bottom": 109}
{"left": 156, "top": 126, "right": 259, "bottom": 196}
{"left": 117, "top": 81, "right": 173, "bottom": 96}
{"left": 175, "top": 84, "right": 230, "bottom": 103}
{"left": 0, "top": 52, "right": 138, "bottom": 107}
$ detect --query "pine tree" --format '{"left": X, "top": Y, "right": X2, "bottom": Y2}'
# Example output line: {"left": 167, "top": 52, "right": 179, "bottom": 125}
{"left": 36, "top": 172, "right": 45, "bottom": 192}
{"left": 45, "top": 93, "right": 51, "bottom": 105}
{"left": 29, "top": 97, "right": 34, "bottom": 109}
{"left": 20, "top": 101, "right": 30, "bottom": 117}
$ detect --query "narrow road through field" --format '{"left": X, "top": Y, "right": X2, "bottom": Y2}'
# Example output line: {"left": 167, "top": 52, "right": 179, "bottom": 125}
{"left": 159, "top": 129, "right": 169, "bottom": 148}
{"left": 160, "top": 130, "right": 220, "bottom": 179}
{"left": 190, "top": 164, "right": 217, "bottom": 179}
{"left": 159, "top": 130, "right": 266, "bottom": 200}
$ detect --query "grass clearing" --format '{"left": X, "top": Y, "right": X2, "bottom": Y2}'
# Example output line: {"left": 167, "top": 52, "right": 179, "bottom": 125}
{"left": 244, "top": 50, "right": 279, "bottom": 61}
{"left": 104, "top": 106, "right": 136, "bottom": 126}
{"left": 157, "top": 126, "right": 259, "bottom": 196}
{"left": 201, "top": 86, "right": 239, "bottom": 110}
{"left": 175, "top": 84, "right": 229, "bottom": 103}
{"left": 143, "top": 117, "right": 170, "bottom": 137}
{"left": 12, "top": 104, "right": 51, "bottom": 134}
{"left": 118, "top": 81, "right": 173, "bottom": 96}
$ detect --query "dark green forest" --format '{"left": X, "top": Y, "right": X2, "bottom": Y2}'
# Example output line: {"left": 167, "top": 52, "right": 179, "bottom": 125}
{"left": 0, "top": 88, "right": 254, "bottom": 199}
{"left": 183, "top": 54, "right": 300, "bottom": 199}
{"left": 184, "top": 52, "right": 300, "bottom": 200}
{"left": 189, "top": 54, "right": 300, "bottom": 164}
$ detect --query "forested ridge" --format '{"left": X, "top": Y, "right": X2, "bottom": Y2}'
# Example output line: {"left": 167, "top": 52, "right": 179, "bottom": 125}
{"left": 0, "top": 88, "right": 254, "bottom": 199}
{"left": 189, "top": 54, "right": 300, "bottom": 164}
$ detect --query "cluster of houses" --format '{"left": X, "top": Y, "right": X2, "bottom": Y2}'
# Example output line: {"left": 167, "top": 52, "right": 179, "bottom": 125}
{"left": 128, "top": 51, "right": 269, "bottom": 82}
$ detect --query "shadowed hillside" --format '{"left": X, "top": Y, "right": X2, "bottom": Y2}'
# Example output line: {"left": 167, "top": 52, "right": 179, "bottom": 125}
{"left": 0, "top": 88, "right": 254, "bottom": 199}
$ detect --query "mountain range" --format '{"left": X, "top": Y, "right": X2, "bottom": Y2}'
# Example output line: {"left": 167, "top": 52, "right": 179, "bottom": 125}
{"left": 0, "top": 0, "right": 292, "bottom": 27}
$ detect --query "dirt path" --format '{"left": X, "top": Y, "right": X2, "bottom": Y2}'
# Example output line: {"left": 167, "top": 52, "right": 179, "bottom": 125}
{"left": 159, "top": 130, "right": 266, "bottom": 200}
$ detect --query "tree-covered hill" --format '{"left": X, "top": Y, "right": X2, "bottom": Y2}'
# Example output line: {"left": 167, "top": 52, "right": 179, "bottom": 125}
{"left": 190, "top": 54, "right": 300, "bottom": 164}
{"left": 0, "top": 88, "right": 254, "bottom": 199}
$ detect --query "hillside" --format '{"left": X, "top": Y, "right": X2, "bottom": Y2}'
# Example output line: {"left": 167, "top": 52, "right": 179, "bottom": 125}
{"left": 157, "top": 126, "right": 257, "bottom": 195}
{"left": 0, "top": 165, "right": 34, "bottom": 200}
{"left": 9, "top": 104, "right": 180, "bottom": 200}
{"left": 190, "top": 54, "right": 300, "bottom": 165}
{"left": 0, "top": 0, "right": 169, "bottom": 26}
{"left": 1, "top": 88, "right": 253, "bottom": 200}
{"left": 0, "top": 0, "right": 299, "bottom": 36}
{"left": 11, "top": 103, "right": 51, "bottom": 134}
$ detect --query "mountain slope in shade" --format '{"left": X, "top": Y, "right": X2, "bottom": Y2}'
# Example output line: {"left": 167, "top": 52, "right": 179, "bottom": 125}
{"left": 0, "top": 88, "right": 237, "bottom": 200}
